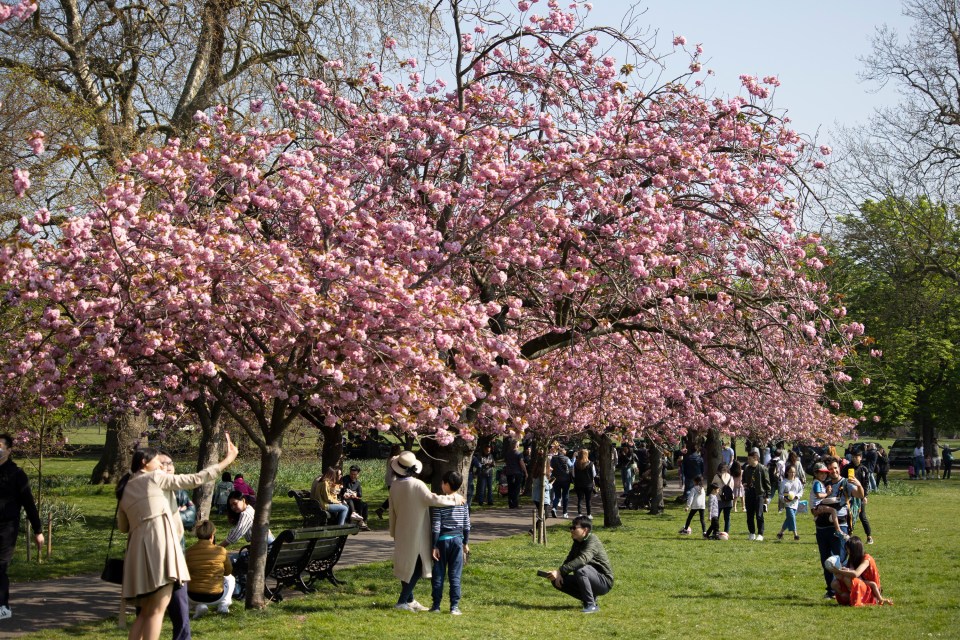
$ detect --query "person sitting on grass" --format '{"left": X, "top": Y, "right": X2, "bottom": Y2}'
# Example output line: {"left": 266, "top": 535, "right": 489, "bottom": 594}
{"left": 429, "top": 471, "right": 471, "bottom": 615}
{"left": 544, "top": 515, "right": 614, "bottom": 614}
{"left": 810, "top": 462, "right": 846, "bottom": 540}
{"left": 827, "top": 536, "right": 892, "bottom": 606}
{"left": 184, "top": 520, "right": 235, "bottom": 618}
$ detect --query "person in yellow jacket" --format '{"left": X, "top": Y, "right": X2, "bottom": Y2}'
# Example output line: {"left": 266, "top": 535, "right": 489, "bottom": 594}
{"left": 184, "top": 520, "right": 235, "bottom": 618}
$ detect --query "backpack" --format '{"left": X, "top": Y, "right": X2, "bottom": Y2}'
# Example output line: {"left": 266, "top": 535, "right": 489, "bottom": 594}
{"left": 720, "top": 483, "right": 734, "bottom": 503}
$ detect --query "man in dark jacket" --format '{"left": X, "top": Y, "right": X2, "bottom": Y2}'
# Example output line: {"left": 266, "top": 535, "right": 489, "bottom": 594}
{"left": 848, "top": 450, "right": 874, "bottom": 544}
{"left": 681, "top": 446, "right": 704, "bottom": 502}
{"left": 545, "top": 515, "right": 614, "bottom": 613}
{"left": 742, "top": 448, "right": 771, "bottom": 541}
{"left": 0, "top": 434, "right": 43, "bottom": 620}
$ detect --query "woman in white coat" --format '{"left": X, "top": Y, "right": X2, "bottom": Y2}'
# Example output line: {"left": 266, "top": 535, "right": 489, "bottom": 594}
{"left": 389, "top": 451, "right": 465, "bottom": 611}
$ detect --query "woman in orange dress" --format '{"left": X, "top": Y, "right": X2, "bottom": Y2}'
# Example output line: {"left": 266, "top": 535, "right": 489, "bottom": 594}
{"left": 828, "top": 536, "right": 893, "bottom": 606}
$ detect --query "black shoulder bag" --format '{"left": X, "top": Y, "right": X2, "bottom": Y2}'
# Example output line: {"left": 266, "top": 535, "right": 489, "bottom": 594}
{"left": 101, "top": 501, "right": 124, "bottom": 584}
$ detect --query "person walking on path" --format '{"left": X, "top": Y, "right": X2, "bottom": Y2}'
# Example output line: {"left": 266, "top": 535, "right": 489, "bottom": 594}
{"left": 474, "top": 445, "right": 495, "bottom": 507}
{"left": 116, "top": 434, "right": 238, "bottom": 640}
{"left": 550, "top": 448, "right": 573, "bottom": 518}
{"left": 0, "top": 433, "right": 43, "bottom": 621}
{"left": 389, "top": 451, "right": 465, "bottom": 612}
{"left": 742, "top": 448, "right": 770, "bottom": 541}
{"left": 503, "top": 440, "right": 527, "bottom": 509}
{"left": 544, "top": 515, "right": 614, "bottom": 613}
{"left": 573, "top": 449, "right": 596, "bottom": 519}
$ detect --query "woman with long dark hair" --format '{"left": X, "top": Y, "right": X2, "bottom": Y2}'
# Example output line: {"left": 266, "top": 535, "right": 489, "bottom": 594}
{"left": 116, "top": 434, "right": 238, "bottom": 640}
{"left": 827, "top": 535, "right": 893, "bottom": 606}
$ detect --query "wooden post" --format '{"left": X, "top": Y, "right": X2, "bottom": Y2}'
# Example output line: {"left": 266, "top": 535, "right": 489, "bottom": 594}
{"left": 24, "top": 527, "right": 30, "bottom": 563}
{"left": 118, "top": 596, "right": 126, "bottom": 629}
{"left": 46, "top": 512, "right": 53, "bottom": 559}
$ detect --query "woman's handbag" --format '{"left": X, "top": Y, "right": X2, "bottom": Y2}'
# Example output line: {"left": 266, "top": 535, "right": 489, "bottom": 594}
{"left": 101, "top": 501, "right": 125, "bottom": 585}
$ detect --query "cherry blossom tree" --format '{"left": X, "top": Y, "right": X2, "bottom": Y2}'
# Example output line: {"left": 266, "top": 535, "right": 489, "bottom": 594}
{"left": 0, "top": 109, "right": 520, "bottom": 607}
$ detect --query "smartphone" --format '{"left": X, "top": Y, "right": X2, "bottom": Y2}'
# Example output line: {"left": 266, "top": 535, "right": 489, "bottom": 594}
{"left": 847, "top": 467, "right": 855, "bottom": 480}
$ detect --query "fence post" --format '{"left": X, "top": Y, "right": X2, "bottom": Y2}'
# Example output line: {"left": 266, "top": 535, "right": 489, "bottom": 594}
{"left": 46, "top": 512, "right": 52, "bottom": 559}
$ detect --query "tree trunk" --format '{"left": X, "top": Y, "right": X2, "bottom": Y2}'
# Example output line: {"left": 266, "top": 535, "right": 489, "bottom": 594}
{"left": 90, "top": 413, "right": 146, "bottom": 484}
{"left": 419, "top": 436, "right": 475, "bottom": 496}
{"left": 647, "top": 440, "right": 664, "bottom": 515}
{"left": 300, "top": 411, "right": 343, "bottom": 473}
{"left": 191, "top": 401, "right": 224, "bottom": 521}
{"left": 319, "top": 423, "right": 344, "bottom": 473}
{"left": 704, "top": 428, "right": 722, "bottom": 485}
{"left": 592, "top": 432, "right": 621, "bottom": 528}
{"left": 245, "top": 440, "right": 282, "bottom": 610}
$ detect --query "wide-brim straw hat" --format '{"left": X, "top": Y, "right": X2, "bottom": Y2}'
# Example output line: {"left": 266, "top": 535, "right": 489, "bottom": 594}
{"left": 391, "top": 451, "right": 423, "bottom": 476}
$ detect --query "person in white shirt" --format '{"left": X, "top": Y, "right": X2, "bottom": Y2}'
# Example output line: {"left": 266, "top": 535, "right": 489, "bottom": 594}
{"left": 913, "top": 443, "right": 925, "bottom": 480}
{"left": 776, "top": 465, "right": 804, "bottom": 541}
{"left": 679, "top": 475, "right": 706, "bottom": 536}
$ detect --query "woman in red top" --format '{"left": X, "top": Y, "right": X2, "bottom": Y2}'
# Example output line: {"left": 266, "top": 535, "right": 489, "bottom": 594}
{"left": 828, "top": 536, "right": 893, "bottom": 606}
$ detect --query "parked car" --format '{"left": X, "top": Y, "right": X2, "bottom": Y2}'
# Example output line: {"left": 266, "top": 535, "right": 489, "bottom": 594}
{"left": 888, "top": 438, "right": 917, "bottom": 468}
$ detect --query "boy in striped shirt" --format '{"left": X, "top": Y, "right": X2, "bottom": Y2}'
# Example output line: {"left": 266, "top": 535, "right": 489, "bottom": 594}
{"left": 429, "top": 471, "right": 471, "bottom": 615}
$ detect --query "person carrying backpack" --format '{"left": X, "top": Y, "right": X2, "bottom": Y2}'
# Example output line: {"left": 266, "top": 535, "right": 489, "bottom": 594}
{"left": 712, "top": 463, "right": 736, "bottom": 535}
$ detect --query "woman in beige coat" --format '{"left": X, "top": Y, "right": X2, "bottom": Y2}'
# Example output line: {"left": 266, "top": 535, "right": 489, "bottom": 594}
{"left": 389, "top": 451, "right": 464, "bottom": 611}
{"left": 116, "top": 433, "right": 238, "bottom": 640}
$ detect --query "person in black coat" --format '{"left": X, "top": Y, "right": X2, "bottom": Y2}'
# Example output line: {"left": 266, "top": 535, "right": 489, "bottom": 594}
{"left": 0, "top": 434, "right": 43, "bottom": 620}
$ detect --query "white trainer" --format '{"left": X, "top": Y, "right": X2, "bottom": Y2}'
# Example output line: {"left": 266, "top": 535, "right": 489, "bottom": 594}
{"left": 0, "top": 605, "right": 11, "bottom": 620}
{"left": 755, "top": 535, "right": 764, "bottom": 542}
{"left": 192, "top": 604, "right": 208, "bottom": 620}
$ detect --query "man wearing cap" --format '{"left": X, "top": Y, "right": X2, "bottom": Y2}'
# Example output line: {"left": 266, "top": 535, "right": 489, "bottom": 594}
{"left": 814, "top": 457, "right": 865, "bottom": 599}
{"left": 741, "top": 448, "right": 770, "bottom": 541}
{"left": 389, "top": 451, "right": 466, "bottom": 612}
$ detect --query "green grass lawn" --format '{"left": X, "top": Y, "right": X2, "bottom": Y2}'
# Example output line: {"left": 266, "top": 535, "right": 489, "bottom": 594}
{"left": 17, "top": 469, "right": 960, "bottom": 640}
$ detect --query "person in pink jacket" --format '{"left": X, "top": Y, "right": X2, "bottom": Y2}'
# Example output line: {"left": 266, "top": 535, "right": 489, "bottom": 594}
{"left": 389, "top": 451, "right": 465, "bottom": 612}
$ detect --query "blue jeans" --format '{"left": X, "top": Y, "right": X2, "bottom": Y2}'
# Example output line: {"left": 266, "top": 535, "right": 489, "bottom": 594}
{"left": 328, "top": 503, "right": 349, "bottom": 525}
{"left": 914, "top": 456, "right": 926, "bottom": 479}
{"left": 621, "top": 467, "right": 635, "bottom": 493}
{"left": 815, "top": 522, "right": 848, "bottom": 592}
{"left": 476, "top": 473, "right": 493, "bottom": 505}
{"left": 721, "top": 506, "right": 732, "bottom": 533}
{"left": 431, "top": 535, "right": 464, "bottom": 610}
{"left": 466, "top": 471, "right": 475, "bottom": 505}
{"left": 398, "top": 558, "right": 423, "bottom": 605}
{"left": 551, "top": 481, "right": 570, "bottom": 514}
{"left": 782, "top": 506, "right": 797, "bottom": 533}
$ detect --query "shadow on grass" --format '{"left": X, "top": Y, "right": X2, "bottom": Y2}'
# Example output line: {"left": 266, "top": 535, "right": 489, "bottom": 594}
{"left": 671, "top": 593, "right": 825, "bottom": 607}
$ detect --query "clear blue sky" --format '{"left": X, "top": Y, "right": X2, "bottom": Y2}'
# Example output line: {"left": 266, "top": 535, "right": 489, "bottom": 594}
{"left": 582, "top": 1, "right": 912, "bottom": 143}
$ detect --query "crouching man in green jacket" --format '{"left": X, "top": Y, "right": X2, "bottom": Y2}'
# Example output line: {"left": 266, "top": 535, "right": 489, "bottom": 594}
{"left": 545, "top": 515, "right": 614, "bottom": 613}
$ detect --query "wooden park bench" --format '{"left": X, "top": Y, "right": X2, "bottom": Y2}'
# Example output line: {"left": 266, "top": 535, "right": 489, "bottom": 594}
{"left": 236, "top": 523, "right": 360, "bottom": 602}
{"left": 288, "top": 489, "right": 330, "bottom": 526}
